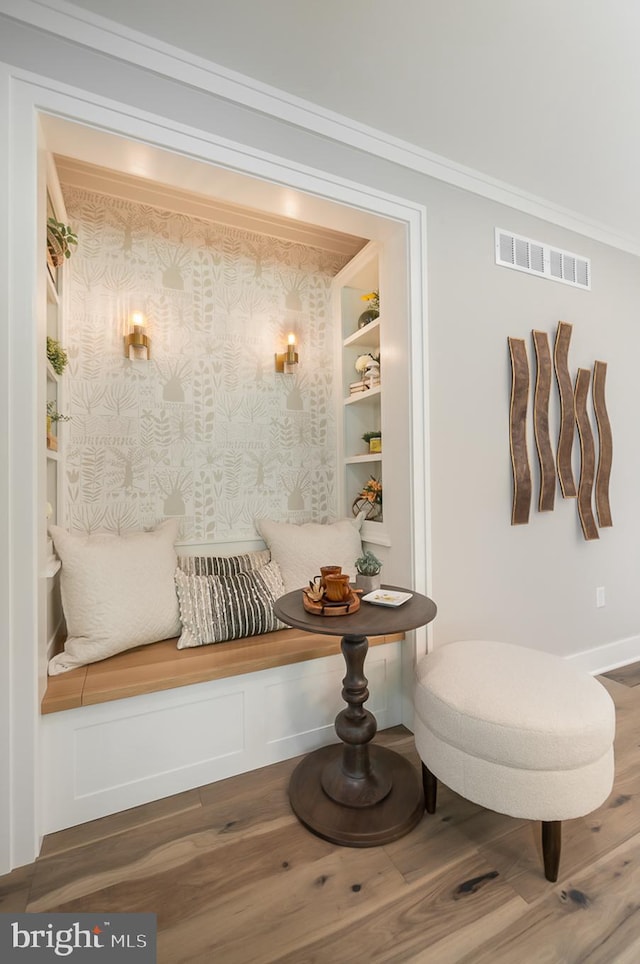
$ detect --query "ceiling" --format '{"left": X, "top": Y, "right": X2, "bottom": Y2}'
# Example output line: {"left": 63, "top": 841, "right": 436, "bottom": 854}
{"left": 51, "top": 1, "right": 640, "bottom": 250}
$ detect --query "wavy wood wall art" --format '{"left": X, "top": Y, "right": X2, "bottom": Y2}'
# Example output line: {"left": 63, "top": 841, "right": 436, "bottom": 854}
{"left": 593, "top": 360, "right": 613, "bottom": 527}
{"left": 508, "top": 337, "right": 532, "bottom": 525}
{"left": 532, "top": 330, "right": 555, "bottom": 512}
{"left": 553, "top": 321, "right": 577, "bottom": 499}
{"left": 574, "top": 367, "right": 599, "bottom": 541}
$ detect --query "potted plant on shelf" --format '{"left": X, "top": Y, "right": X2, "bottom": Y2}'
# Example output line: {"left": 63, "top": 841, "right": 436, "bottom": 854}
{"left": 354, "top": 550, "right": 382, "bottom": 592}
{"left": 46, "top": 337, "right": 68, "bottom": 376}
{"left": 46, "top": 401, "right": 71, "bottom": 451}
{"left": 46, "top": 217, "right": 78, "bottom": 268}
{"left": 362, "top": 430, "right": 382, "bottom": 454}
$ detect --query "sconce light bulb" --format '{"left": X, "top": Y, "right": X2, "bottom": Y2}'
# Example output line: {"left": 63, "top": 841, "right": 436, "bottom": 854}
{"left": 275, "top": 333, "right": 299, "bottom": 373}
{"left": 124, "top": 311, "right": 151, "bottom": 360}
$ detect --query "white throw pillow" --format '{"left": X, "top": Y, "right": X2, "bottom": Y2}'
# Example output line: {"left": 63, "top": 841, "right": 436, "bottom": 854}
{"left": 255, "top": 516, "right": 363, "bottom": 594}
{"left": 48, "top": 521, "right": 182, "bottom": 675}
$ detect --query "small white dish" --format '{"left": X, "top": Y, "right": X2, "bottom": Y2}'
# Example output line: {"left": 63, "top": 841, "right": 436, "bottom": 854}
{"left": 362, "top": 589, "right": 412, "bottom": 608}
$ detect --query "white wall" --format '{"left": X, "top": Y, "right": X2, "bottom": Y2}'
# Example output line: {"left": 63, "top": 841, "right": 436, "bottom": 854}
{"left": 423, "top": 186, "right": 640, "bottom": 658}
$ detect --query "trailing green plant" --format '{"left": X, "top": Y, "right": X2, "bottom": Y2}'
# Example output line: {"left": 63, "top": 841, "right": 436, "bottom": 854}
{"left": 46, "top": 337, "right": 68, "bottom": 376}
{"left": 47, "top": 400, "right": 71, "bottom": 423}
{"left": 47, "top": 217, "right": 78, "bottom": 264}
{"left": 361, "top": 431, "right": 382, "bottom": 443}
{"left": 354, "top": 549, "right": 382, "bottom": 576}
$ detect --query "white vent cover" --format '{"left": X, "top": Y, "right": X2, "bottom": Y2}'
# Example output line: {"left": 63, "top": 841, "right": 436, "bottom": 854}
{"left": 495, "top": 228, "right": 590, "bottom": 290}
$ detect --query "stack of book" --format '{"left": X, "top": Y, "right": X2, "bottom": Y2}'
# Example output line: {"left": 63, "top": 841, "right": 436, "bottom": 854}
{"left": 349, "top": 379, "right": 370, "bottom": 395}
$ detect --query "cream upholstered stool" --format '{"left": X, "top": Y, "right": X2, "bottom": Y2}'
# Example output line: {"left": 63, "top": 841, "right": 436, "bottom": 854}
{"left": 413, "top": 640, "right": 616, "bottom": 881}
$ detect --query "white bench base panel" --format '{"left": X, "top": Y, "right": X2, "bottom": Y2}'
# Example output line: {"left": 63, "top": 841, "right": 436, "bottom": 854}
{"left": 40, "top": 641, "right": 402, "bottom": 834}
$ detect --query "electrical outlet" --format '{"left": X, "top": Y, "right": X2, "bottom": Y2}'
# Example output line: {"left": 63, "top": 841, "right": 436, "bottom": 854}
{"left": 596, "top": 587, "right": 606, "bottom": 608}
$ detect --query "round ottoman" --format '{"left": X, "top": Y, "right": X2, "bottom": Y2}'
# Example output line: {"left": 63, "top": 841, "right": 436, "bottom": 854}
{"left": 414, "top": 640, "right": 616, "bottom": 881}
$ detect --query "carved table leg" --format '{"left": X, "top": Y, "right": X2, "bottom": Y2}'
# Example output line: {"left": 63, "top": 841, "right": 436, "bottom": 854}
{"left": 288, "top": 632, "right": 423, "bottom": 846}
{"left": 320, "top": 634, "right": 392, "bottom": 807}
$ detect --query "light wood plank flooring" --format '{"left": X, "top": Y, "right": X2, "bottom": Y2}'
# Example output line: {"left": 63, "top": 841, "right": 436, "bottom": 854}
{"left": 2, "top": 668, "right": 639, "bottom": 962}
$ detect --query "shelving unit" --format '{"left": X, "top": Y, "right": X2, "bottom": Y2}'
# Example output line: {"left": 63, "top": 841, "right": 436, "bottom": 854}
{"left": 41, "top": 156, "right": 69, "bottom": 676}
{"left": 45, "top": 191, "right": 66, "bottom": 526}
{"left": 333, "top": 242, "right": 387, "bottom": 546}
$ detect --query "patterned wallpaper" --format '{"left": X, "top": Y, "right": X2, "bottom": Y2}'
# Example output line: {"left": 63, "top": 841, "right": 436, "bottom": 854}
{"left": 61, "top": 186, "right": 348, "bottom": 543}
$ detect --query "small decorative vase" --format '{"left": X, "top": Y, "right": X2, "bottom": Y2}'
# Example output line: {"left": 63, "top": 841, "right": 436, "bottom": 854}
{"left": 364, "top": 359, "right": 380, "bottom": 387}
{"left": 357, "top": 309, "right": 379, "bottom": 329}
{"left": 356, "top": 573, "right": 381, "bottom": 593}
{"left": 352, "top": 497, "right": 382, "bottom": 521}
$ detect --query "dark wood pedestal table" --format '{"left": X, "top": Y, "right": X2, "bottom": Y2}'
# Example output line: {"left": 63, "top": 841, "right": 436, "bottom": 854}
{"left": 273, "top": 586, "right": 437, "bottom": 847}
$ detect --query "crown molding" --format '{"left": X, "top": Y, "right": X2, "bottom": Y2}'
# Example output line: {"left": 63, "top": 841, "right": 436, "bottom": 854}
{"left": 2, "top": 0, "right": 640, "bottom": 256}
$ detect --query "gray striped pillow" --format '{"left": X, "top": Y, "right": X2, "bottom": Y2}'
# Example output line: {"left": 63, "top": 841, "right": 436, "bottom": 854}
{"left": 177, "top": 549, "right": 271, "bottom": 577}
{"left": 174, "top": 560, "right": 285, "bottom": 649}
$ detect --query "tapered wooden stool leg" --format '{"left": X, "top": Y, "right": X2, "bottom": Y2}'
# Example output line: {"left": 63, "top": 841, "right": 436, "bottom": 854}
{"left": 421, "top": 762, "right": 438, "bottom": 814}
{"left": 542, "top": 820, "right": 562, "bottom": 881}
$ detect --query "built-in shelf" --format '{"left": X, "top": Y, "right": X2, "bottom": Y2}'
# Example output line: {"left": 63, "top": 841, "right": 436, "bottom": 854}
{"left": 46, "top": 360, "right": 60, "bottom": 382}
{"left": 361, "top": 520, "right": 391, "bottom": 547}
{"left": 45, "top": 558, "right": 61, "bottom": 578}
{"left": 343, "top": 385, "right": 381, "bottom": 406}
{"left": 335, "top": 243, "right": 384, "bottom": 537}
{"left": 47, "top": 270, "right": 59, "bottom": 305}
{"left": 343, "top": 318, "right": 380, "bottom": 349}
{"left": 345, "top": 453, "right": 383, "bottom": 464}
{"left": 46, "top": 449, "right": 60, "bottom": 462}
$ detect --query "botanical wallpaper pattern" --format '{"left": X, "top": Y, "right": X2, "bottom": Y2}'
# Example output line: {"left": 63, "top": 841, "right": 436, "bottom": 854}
{"left": 61, "top": 186, "right": 348, "bottom": 543}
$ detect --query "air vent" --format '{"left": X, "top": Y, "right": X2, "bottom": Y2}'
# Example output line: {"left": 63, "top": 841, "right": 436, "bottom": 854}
{"left": 495, "top": 229, "right": 590, "bottom": 290}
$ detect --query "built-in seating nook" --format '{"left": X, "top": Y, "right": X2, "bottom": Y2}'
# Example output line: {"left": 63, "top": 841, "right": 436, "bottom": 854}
{"left": 38, "top": 141, "right": 418, "bottom": 838}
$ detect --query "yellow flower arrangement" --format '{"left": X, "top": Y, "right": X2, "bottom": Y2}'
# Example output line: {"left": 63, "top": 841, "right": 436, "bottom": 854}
{"left": 361, "top": 290, "right": 380, "bottom": 313}
{"left": 359, "top": 476, "right": 382, "bottom": 506}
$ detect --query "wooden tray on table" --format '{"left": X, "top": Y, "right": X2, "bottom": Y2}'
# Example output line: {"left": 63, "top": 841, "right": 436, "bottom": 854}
{"left": 302, "top": 588, "right": 361, "bottom": 616}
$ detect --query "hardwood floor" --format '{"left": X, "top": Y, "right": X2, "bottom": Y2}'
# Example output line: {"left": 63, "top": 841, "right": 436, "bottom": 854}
{"left": 2, "top": 669, "right": 639, "bottom": 962}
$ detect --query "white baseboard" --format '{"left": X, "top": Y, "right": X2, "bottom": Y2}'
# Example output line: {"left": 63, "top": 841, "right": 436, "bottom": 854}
{"left": 565, "top": 635, "right": 640, "bottom": 676}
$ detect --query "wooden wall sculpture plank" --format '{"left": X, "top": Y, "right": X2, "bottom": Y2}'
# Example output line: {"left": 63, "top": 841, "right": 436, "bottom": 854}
{"left": 508, "top": 337, "right": 532, "bottom": 525}
{"left": 553, "top": 321, "right": 577, "bottom": 498}
{"left": 593, "top": 360, "right": 613, "bottom": 527}
{"left": 532, "top": 330, "right": 555, "bottom": 512}
{"left": 574, "top": 367, "right": 599, "bottom": 541}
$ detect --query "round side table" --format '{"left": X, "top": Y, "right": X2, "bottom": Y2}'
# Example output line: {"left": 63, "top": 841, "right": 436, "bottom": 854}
{"left": 273, "top": 586, "right": 437, "bottom": 847}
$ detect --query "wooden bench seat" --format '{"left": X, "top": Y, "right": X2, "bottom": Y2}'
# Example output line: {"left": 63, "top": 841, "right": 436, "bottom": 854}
{"left": 41, "top": 627, "right": 404, "bottom": 714}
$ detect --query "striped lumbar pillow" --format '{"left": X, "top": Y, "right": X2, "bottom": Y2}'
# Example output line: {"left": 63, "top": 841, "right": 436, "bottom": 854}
{"left": 177, "top": 549, "right": 271, "bottom": 577}
{"left": 174, "top": 560, "right": 285, "bottom": 649}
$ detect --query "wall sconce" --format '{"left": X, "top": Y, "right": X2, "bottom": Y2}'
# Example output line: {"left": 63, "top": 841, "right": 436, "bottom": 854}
{"left": 275, "top": 333, "right": 298, "bottom": 374}
{"left": 123, "top": 311, "right": 151, "bottom": 361}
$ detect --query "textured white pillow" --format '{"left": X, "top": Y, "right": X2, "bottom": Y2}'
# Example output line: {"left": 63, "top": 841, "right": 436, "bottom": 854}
{"left": 48, "top": 521, "right": 182, "bottom": 675}
{"left": 255, "top": 516, "right": 363, "bottom": 593}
